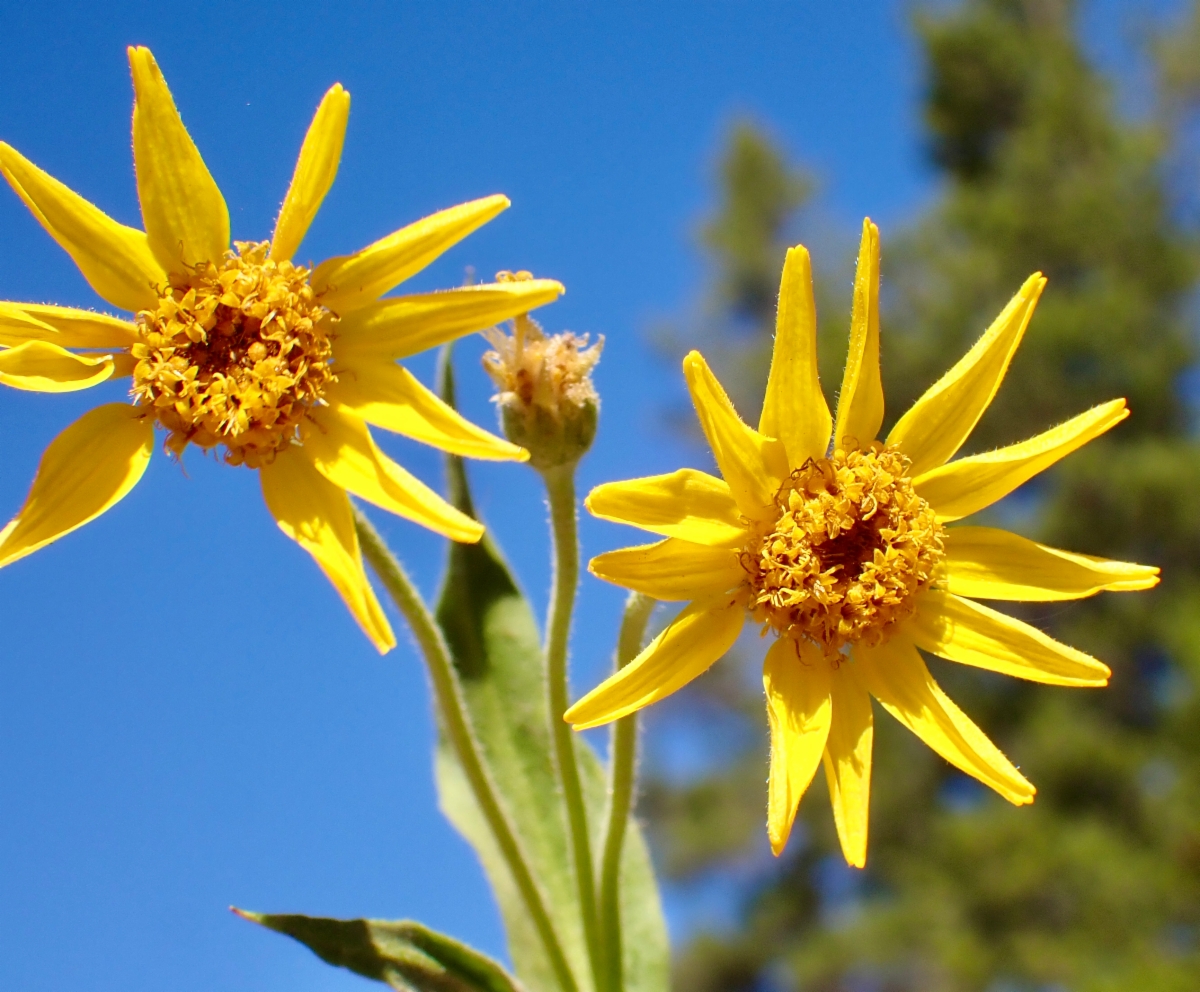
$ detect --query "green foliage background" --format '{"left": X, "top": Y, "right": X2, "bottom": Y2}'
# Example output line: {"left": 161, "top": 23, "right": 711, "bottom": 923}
{"left": 643, "top": 2, "right": 1200, "bottom": 989}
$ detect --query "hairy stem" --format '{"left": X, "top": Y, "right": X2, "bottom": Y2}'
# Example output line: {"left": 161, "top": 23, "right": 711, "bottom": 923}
{"left": 355, "top": 509, "right": 579, "bottom": 992}
{"left": 597, "top": 593, "right": 655, "bottom": 992}
{"left": 540, "top": 463, "right": 603, "bottom": 991}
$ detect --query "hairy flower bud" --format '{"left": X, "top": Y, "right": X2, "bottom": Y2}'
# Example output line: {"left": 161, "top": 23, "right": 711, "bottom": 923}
{"left": 482, "top": 272, "right": 603, "bottom": 470}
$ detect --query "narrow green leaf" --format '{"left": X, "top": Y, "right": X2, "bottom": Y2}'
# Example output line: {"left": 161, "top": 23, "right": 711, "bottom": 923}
{"left": 432, "top": 349, "right": 668, "bottom": 992}
{"left": 235, "top": 909, "right": 524, "bottom": 992}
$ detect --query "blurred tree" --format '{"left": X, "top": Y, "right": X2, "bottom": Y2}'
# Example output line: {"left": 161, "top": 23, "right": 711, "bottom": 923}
{"left": 650, "top": 120, "right": 849, "bottom": 421}
{"left": 641, "top": 2, "right": 1200, "bottom": 990}
{"left": 701, "top": 121, "right": 811, "bottom": 330}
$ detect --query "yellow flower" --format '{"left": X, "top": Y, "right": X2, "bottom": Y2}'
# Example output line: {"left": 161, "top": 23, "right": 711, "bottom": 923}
{"left": 0, "top": 47, "right": 563, "bottom": 653}
{"left": 566, "top": 220, "right": 1159, "bottom": 867}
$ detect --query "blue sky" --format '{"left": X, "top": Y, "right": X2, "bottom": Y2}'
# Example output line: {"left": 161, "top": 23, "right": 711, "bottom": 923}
{"left": 0, "top": 2, "right": 1165, "bottom": 990}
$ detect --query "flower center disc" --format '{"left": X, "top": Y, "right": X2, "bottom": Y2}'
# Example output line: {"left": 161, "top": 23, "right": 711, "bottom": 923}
{"left": 131, "top": 241, "right": 335, "bottom": 467}
{"left": 741, "top": 442, "right": 944, "bottom": 652}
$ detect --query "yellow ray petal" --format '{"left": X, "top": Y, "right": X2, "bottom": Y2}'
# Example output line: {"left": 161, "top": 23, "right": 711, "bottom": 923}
{"left": 270, "top": 83, "right": 351, "bottom": 263}
{"left": 833, "top": 219, "right": 884, "bottom": 449}
{"left": 855, "top": 637, "right": 1035, "bottom": 805}
{"left": 333, "top": 280, "right": 565, "bottom": 362}
{"left": 260, "top": 449, "right": 395, "bottom": 654}
{"left": 588, "top": 538, "right": 744, "bottom": 601}
{"left": 759, "top": 245, "right": 831, "bottom": 466}
{"left": 763, "top": 637, "right": 833, "bottom": 856}
{"left": 0, "top": 305, "right": 59, "bottom": 348}
{"left": 300, "top": 409, "right": 483, "bottom": 543}
{"left": 822, "top": 662, "right": 874, "bottom": 869}
{"left": 910, "top": 590, "right": 1110, "bottom": 687}
{"left": 326, "top": 363, "right": 526, "bottom": 462}
{"left": 564, "top": 597, "right": 745, "bottom": 730}
{"left": 311, "top": 195, "right": 510, "bottom": 314}
{"left": 15, "top": 304, "right": 139, "bottom": 348}
{"left": 0, "top": 403, "right": 153, "bottom": 568}
{"left": 128, "top": 46, "right": 230, "bottom": 272}
{"left": 0, "top": 143, "right": 164, "bottom": 312}
{"left": 944, "top": 525, "right": 1160, "bottom": 601}
{"left": 0, "top": 302, "right": 137, "bottom": 351}
{"left": 683, "top": 350, "right": 787, "bottom": 521}
{"left": 888, "top": 274, "right": 1046, "bottom": 476}
{"left": 585, "top": 469, "right": 748, "bottom": 547}
{"left": 913, "top": 399, "right": 1128, "bottom": 522}
{"left": 0, "top": 341, "right": 114, "bottom": 392}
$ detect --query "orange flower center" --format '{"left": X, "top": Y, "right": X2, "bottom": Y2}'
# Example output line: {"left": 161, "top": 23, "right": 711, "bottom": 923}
{"left": 130, "top": 241, "right": 336, "bottom": 468}
{"left": 741, "top": 442, "right": 944, "bottom": 653}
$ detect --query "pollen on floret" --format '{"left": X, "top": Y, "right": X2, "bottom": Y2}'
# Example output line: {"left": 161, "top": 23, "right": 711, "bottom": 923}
{"left": 130, "top": 241, "right": 336, "bottom": 468}
{"left": 742, "top": 441, "right": 945, "bottom": 654}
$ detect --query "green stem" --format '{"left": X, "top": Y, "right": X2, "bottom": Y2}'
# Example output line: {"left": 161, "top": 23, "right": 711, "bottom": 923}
{"left": 355, "top": 509, "right": 580, "bottom": 992}
{"left": 540, "top": 463, "right": 603, "bottom": 991}
{"left": 597, "top": 593, "right": 655, "bottom": 992}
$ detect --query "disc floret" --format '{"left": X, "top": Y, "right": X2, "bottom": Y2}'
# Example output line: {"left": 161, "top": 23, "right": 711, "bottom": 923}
{"left": 742, "top": 441, "right": 945, "bottom": 653}
{"left": 131, "top": 241, "right": 335, "bottom": 467}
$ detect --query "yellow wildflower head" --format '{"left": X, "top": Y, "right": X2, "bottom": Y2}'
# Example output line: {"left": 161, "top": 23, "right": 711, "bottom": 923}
{"left": 482, "top": 271, "right": 603, "bottom": 470}
{"left": 570, "top": 219, "right": 1158, "bottom": 869}
{"left": 0, "top": 46, "right": 566, "bottom": 653}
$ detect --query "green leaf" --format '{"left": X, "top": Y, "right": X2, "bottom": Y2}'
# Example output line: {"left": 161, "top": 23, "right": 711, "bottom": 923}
{"left": 235, "top": 909, "right": 524, "bottom": 992}
{"left": 432, "top": 350, "right": 669, "bottom": 992}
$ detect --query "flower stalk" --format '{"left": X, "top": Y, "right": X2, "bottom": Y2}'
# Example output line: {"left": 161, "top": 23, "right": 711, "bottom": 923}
{"left": 597, "top": 592, "right": 655, "bottom": 992}
{"left": 355, "top": 508, "right": 580, "bottom": 992}
{"left": 541, "top": 462, "right": 603, "bottom": 991}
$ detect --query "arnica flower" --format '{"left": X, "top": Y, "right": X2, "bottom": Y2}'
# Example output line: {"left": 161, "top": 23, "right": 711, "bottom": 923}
{"left": 0, "top": 47, "right": 562, "bottom": 653}
{"left": 566, "top": 220, "right": 1158, "bottom": 867}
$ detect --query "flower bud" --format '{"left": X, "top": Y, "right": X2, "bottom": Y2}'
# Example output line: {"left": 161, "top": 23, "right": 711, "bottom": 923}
{"left": 482, "top": 273, "right": 603, "bottom": 470}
